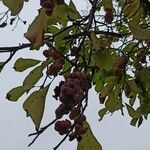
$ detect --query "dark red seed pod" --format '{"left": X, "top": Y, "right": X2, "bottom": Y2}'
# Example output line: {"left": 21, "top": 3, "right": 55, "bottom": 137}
{"left": 43, "top": 50, "right": 51, "bottom": 58}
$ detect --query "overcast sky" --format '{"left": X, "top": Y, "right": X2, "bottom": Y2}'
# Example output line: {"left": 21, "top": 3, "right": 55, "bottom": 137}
{"left": 0, "top": 1, "right": 150, "bottom": 150}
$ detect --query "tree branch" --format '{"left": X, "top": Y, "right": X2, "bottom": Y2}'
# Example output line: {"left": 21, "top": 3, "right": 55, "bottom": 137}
{"left": 0, "top": 43, "right": 31, "bottom": 52}
{"left": 28, "top": 118, "right": 57, "bottom": 147}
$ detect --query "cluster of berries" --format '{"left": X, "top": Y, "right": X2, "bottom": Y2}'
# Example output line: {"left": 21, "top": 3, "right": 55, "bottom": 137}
{"left": 40, "top": 0, "right": 64, "bottom": 15}
{"left": 113, "top": 55, "right": 128, "bottom": 77}
{"left": 43, "top": 49, "right": 65, "bottom": 76}
{"left": 104, "top": 8, "right": 113, "bottom": 24}
{"left": 53, "top": 72, "right": 91, "bottom": 141}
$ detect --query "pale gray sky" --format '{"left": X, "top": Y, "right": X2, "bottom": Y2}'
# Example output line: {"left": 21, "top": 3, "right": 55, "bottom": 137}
{"left": 0, "top": 1, "right": 150, "bottom": 150}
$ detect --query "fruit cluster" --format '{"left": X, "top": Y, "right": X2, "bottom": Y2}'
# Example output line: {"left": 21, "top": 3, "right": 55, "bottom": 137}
{"left": 43, "top": 49, "right": 65, "bottom": 76}
{"left": 40, "top": 0, "right": 65, "bottom": 16}
{"left": 104, "top": 8, "right": 113, "bottom": 24}
{"left": 40, "top": 0, "right": 55, "bottom": 16}
{"left": 113, "top": 55, "right": 128, "bottom": 77}
{"left": 53, "top": 72, "right": 91, "bottom": 141}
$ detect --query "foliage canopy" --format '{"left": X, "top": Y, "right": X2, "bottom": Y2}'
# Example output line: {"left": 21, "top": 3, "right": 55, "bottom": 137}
{"left": 0, "top": 0, "right": 150, "bottom": 149}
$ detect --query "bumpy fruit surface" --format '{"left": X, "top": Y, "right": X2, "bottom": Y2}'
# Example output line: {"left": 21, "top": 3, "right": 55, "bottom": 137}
{"left": 47, "top": 61, "right": 63, "bottom": 76}
{"left": 43, "top": 50, "right": 51, "bottom": 58}
{"left": 50, "top": 49, "right": 62, "bottom": 60}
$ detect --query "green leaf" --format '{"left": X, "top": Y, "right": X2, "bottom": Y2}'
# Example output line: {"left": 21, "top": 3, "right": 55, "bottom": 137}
{"left": 129, "top": 96, "right": 136, "bottom": 106}
{"left": 23, "top": 84, "right": 50, "bottom": 130}
{"left": 68, "top": 0, "right": 81, "bottom": 19}
{"left": 2, "top": 0, "right": 24, "bottom": 16}
{"left": 6, "top": 86, "right": 25, "bottom": 101}
{"left": 127, "top": 80, "right": 139, "bottom": 98}
{"left": 47, "top": 3, "right": 68, "bottom": 26}
{"left": 102, "top": 76, "right": 118, "bottom": 95}
{"left": 77, "top": 121, "right": 102, "bottom": 150}
{"left": 137, "top": 104, "right": 150, "bottom": 115}
{"left": 129, "top": 20, "right": 150, "bottom": 40}
{"left": 93, "top": 72, "right": 106, "bottom": 92}
{"left": 126, "top": 103, "right": 140, "bottom": 118}
{"left": 14, "top": 58, "right": 41, "bottom": 72}
{"left": 116, "top": 23, "right": 129, "bottom": 34}
{"left": 95, "top": 50, "right": 116, "bottom": 71}
{"left": 123, "top": 0, "right": 140, "bottom": 18}
{"left": 98, "top": 108, "right": 107, "bottom": 121}
{"left": 130, "top": 118, "right": 138, "bottom": 127}
{"left": 123, "top": 42, "right": 138, "bottom": 53}
{"left": 105, "top": 97, "right": 121, "bottom": 112}
{"left": 140, "top": 68, "right": 150, "bottom": 89}
{"left": 23, "top": 65, "right": 43, "bottom": 91}
{"left": 54, "top": 26, "right": 72, "bottom": 52}
{"left": 91, "top": 32, "right": 108, "bottom": 51}
{"left": 102, "top": 0, "right": 113, "bottom": 9}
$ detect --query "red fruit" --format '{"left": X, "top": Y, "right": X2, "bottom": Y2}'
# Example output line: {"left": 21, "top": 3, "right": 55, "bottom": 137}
{"left": 58, "top": 129, "right": 66, "bottom": 135}
{"left": 74, "top": 79, "right": 81, "bottom": 87}
{"left": 55, "top": 119, "right": 71, "bottom": 135}
{"left": 47, "top": 62, "right": 63, "bottom": 76}
{"left": 115, "top": 56, "right": 128, "bottom": 69}
{"left": 54, "top": 120, "right": 62, "bottom": 131}
{"left": 51, "top": 49, "right": 61, "bottom": 60}
{"left": 64, "top": 119, "right": 72, "bottom": 128}
{"left": 45, "top": 9, "right": 53, "bottom": 16}
{"left": 75, "top": 124, "right": 87, "bottom": 135}
{"left": 104, "top": 8, "right": 113, "bottom": 24}
{"left": 41, "top": 0, "right": 54, "bottom": 9}
{"left": 99, "top": 93, "right": 106, "bottom": 104}
{"left": 55, "top": 104, "right": 66, "bottom": 119}
{"left": 43, "top": 50, "right": 51, "bottom": 58}
{"left": 75, "top": 124, "right": 82, "bottom": 132}
{"left": 74, "top": 115, "right": 86, "bottom": 125}
{"left": 69, "top": 107, "right": 80, "bottom": 120}
{"left": 61, "top": 85, "right": 75, "bottom": 99}
{"left": 55, "top": 109, "right": 63, "bottom": 119}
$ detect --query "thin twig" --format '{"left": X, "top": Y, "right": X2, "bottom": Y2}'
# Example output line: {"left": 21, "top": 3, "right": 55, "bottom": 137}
{"left": 28, "top": 118, "right": 57, "bottom": 147}
{"left": 0, "top": 43, "right": 31, "bottom": 52}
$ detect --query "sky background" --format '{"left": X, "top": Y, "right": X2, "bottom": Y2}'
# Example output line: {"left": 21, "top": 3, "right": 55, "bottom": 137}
{"left": 0, "top": 1, "right": 150, "bottom": 150}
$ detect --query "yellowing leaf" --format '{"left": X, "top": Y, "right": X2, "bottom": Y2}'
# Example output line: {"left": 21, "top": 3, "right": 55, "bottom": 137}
{"left": 129, "top": 23, "right": 150, "bottom": 40}
{"left": 2, "top": 0, "right": 24, "bottom": 16}
{"left": 6, "top": 86, "right": 25, "bottom": 101}
{"left": 128, "top": 11, "right": 150, "bottom": 40}
{"left": 14, "top": 58, "right": 41, "bottom": 72}
{"left": 23, "top": 84, "right": 50, "bottom": 130}
{"left": 126, "top": 103, "right": 140, "bottom": 118}
{"left": 91, "top": 32, "right": 107, "bottom": 51}
{"left": 24, "top": 9, "right": 48, "bottom": 49}
{"left": 123, "top": 0, "right": 140, "bottom": 18}
{"left": 77, "top": 121, "right": 102, "bottom": 150}
{"left": 23, "top": 65, "right": 43, "bottom": 91}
